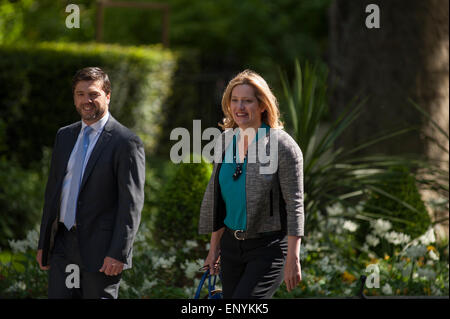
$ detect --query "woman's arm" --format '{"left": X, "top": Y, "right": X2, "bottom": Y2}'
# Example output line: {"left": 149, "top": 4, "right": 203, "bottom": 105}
{"left": 284, "top": 235, "right": 302, "bottom": 291}
{"left": 204, "top": 227, "right": 225, "bottom": 275}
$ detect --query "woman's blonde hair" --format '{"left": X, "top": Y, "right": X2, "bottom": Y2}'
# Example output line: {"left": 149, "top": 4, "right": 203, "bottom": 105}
{"left": 219, "top": 69, "right": 283, "bottom": 130}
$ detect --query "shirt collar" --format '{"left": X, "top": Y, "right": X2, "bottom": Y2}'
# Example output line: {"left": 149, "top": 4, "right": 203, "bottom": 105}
{"left": 234, "top": 122, "right": 271, "bottom": 145}
{"left": 255, "top": 122, "right": 270, "bottom": 142}
{"left": 81, "top": 111, "right": 110, "bottom": 133}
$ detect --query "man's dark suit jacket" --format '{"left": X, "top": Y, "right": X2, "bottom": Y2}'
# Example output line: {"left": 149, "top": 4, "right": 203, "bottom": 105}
{"left": 37, "top": 115, "right": 145, "bottom": 272}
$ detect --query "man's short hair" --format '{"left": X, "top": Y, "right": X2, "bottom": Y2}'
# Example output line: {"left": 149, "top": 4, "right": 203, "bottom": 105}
{"left": 72, "top": 67, "right": 111, "bottom": 95}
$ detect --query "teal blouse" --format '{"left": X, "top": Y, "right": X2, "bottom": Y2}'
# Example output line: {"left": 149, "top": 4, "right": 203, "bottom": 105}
{"left": 219, "top": 123, "right": 270, "bottom": 230}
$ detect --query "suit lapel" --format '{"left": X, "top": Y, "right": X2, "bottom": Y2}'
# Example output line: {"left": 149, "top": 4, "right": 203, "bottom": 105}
{"left": 79, "top": 116, "right": 114, "bottom": 190}
{"left": 58, "top": 123, "right": 81, "bottom": 181}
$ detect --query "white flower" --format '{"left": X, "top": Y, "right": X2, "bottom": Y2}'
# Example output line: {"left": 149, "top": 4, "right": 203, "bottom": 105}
{"left": 6, "top": 281, "right": 26, "bottom": 292}
{"left": 343, "top": 220, "right": 358, "bottom": 232}
{"left": 186, "top": 240, "right": 198, "bottom": 249}
{"left": 25, "top": 229, "right": 39, "bottom": 250}
{"left": 183, "top": 259, "right": 203, "bottom": 279}
{"left": 120, "top": 280, "right": 129, "bottom": 291}
{"left": 151, "top": 255, "right": 176, "bottom": 269}
{"left": 418, "top": 228, "right": 436, "bottom": 245}
{"left": 8, "top": 239, "right": 27, "bottom": 254}
{"left": 326, "top": 203, "right": 344, "bottom": 216}
{"left": 182, "top": 240, "right": 199, "bottom": 253}
{"left": 382, "top": 283, "right": 393, "bottom": 295}
{"left": 142, "top": 279, "right": 157, "bottom": 291}
{"left": 384, "top": 231, "right": 411, "bottom": 245}
{"left": 318, "top": 256, "right": 333, "bottom": 273}
{"left": 304, "top": 241, "right": 319, "bottom": 252}
{"left": 371, "top": 219, "right": 392, "bottom": 236}
{"left": 366, "top": 234, "right": 380, "bottom": 247}
{"left": 344, "top": 288, "right": 352, "bottom": 296}
{"left": 8, "top": 228, "right": 39, "bottom": 253}
{"left": 428, "top": 249, "right": 439, "bottom": 261}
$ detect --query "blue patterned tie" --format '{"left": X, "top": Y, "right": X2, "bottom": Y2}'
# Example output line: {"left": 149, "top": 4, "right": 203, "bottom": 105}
{"left": 64, "top": 126, "right": 93, "bottom": 230}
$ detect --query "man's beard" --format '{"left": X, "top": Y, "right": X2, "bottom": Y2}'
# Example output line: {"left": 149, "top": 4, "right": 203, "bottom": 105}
{"left": 77, "top": 103, "right": 103, "bottom": 122}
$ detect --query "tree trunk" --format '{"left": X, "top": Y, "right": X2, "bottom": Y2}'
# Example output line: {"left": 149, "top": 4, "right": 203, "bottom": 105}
{"left": 328, "top": 0, "right": 448, "bottom": 163}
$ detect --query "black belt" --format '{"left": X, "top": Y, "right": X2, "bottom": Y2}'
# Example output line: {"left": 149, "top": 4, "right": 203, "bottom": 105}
{"left": 225, "top": 227, "right": 283, "bottom": 240}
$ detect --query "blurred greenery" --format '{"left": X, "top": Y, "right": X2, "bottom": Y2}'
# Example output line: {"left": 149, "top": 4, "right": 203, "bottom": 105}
{"left": 0, "top": 0, "right": 332, "bottom": 153}
{"left": 0, "top": 0, "right": 330, "bottom": 70}
{"left": 0, "top": 0, "right": 447, "bottom": 300}
{"left": 0, "top": 41, "right": 175, "bottom": 166}
{"left": 279, "top": 60, "right": 447, "bottom": 236}
{"left": 0, "top": 156, "right": 46, "bottom": 249}
{"left": 152, "top": 154, "right": 211, "bottom": 266}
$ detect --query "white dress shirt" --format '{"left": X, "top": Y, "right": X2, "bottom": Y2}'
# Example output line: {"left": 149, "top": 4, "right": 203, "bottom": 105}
{"left": 59, "top": 112, "right": 110, "bottom": 224}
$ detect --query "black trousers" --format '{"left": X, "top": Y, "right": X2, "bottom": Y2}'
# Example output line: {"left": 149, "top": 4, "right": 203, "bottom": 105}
{"left": 220, "top": 229, "right": 287, "bottom": 299}
{"left": 48, "top": 224, "right": 121, "bottom": 299}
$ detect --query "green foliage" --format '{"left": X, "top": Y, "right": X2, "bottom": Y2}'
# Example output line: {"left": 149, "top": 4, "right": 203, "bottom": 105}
{"left": 273, "top": 204, "right": 449, "bottom": 298}
{"left": 0, "top": 0, "right": 330, "bottom": 71}
{"left": 153, "top": 155, "right": 212, "bottom": 260}
{"left": 1, "top": 207, "right": 448, "bottom": 298}
{"left": 0, "top": 42, "right": 176, "bottom": 166}
{"left": 0, "top": 156, "right": 47, "bottom": 249}
{"left": 0, "top": 0, "right": 33, "bottom": 44}
{"left": 0, "top": 0, "right": 94, "bottom": 45}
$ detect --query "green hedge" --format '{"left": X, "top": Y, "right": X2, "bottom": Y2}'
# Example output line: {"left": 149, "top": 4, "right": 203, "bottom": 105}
{"left": 153, "top": 155, "right": 212, "bottom": 258}
{"left": 0, "top": 42, "right": 176, "bottom": 166}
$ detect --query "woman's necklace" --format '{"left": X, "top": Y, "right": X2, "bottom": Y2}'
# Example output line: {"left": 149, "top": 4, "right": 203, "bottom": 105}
{"left": 232, "top": 134, "right": 245, "bottom": 180}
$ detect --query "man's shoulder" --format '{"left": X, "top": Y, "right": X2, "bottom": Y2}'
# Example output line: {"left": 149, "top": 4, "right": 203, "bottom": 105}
{"left": 107, "top": 116, "right": 143, "bottom": 146}
{"left": 56, "top": 121, "right": 81, "bottom": 135}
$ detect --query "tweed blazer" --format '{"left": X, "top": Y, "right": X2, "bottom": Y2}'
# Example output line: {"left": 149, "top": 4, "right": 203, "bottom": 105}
{"left": 198, "top": 127, "right": 304, "bottom": 238}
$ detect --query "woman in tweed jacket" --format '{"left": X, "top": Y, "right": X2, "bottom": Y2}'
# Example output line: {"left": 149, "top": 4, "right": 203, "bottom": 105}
{"left": 198, "top": 70, "right": 304, "bottom": 298}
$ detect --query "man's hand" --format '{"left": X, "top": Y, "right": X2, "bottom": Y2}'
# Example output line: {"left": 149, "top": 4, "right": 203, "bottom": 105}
{"left": 99, "top": 256, "right": 124, "bottom": 276}
{"left": 36, "top": 249, "right": 50, "bottom": 270}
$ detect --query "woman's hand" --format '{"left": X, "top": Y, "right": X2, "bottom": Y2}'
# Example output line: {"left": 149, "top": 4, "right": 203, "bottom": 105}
{"left": 284, "top": 254, "right": 302, "bottom": 292}
{"left": 203, "top": 248, "right": 220, "bottom": 275}
{"left": 284, "top": 235, "right": 302, "bottom": 292}
{"left": 203, "top": 227, "right": 225, "bottom": 275}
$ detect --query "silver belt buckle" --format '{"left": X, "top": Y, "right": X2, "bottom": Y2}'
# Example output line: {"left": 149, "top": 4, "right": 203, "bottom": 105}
{"left": 234, "top": 230, "right": 246, "bottom": 240}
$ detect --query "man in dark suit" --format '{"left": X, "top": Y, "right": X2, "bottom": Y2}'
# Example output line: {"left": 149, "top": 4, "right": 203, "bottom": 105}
{"left": 36, "top": 67, "right": 145, "bottom": 298}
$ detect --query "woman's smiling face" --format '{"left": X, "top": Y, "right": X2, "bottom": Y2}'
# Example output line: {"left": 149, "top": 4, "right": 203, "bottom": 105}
{"left": 230, "top": 84, "right": 264, "bottom": 130}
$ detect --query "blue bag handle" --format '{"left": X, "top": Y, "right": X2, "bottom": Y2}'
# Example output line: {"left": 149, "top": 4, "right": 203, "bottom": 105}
{"left": 208, "top": 272, "right": 217, "bottom": 298}
{"left": 194, "top": 270, "right": 209, "bottom": 299}
{"left": 194, "top": 270, "right": 222, "bottom": 299}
